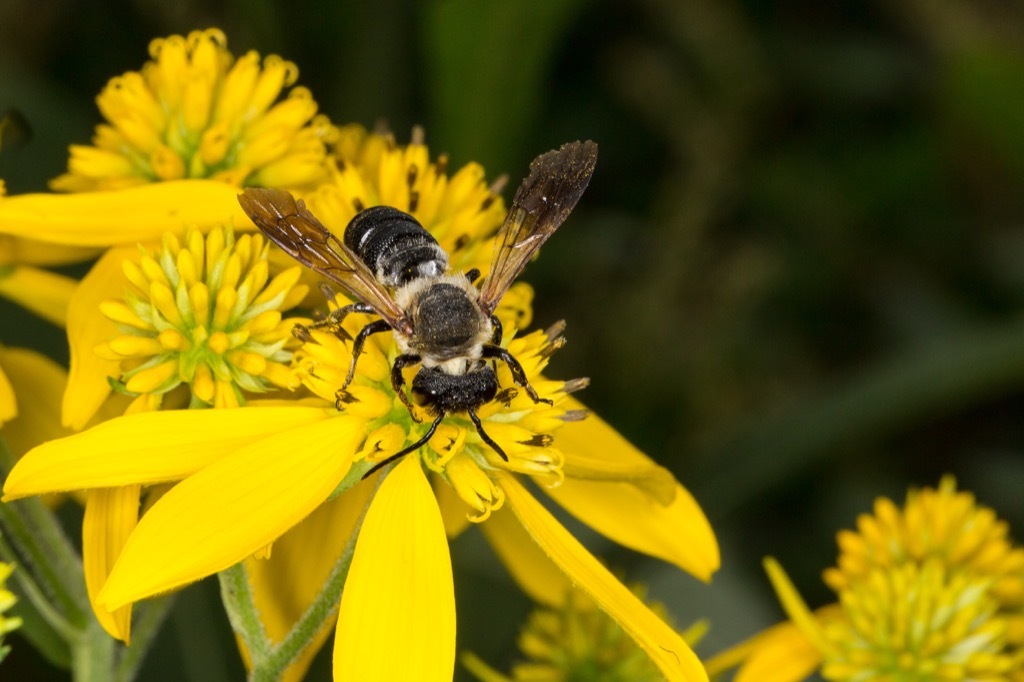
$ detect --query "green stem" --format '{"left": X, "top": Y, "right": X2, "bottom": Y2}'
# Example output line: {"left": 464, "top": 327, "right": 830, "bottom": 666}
{"left": 218, "top": 563, "right": 270, "bottom": 663}
{"left": 244, "top": 475, "right": 379, "bottom": 682}
{"left": 71, "top": 616, "right": 115, "bottom": 682}
{"left": 0, "top": 446, "right": 88, "bottom": 627}
{"left": 251, "top": 515, "right": 360, "bottom": 680}
{"left": 113, "top": 595, "right": 175, "bottom": 682}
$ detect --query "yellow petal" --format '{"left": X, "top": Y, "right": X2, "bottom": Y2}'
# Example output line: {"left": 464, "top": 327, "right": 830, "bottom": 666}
{"left": 64, "top": 246, "right": 134, "bottom": 429}
{"left": 0, "top": 180, "right": 252, "bottom": 246}
{"left": 0, "top": 362, "right": 15, "bottom": 427}
{"left": 83, "top": 487, "right": 140, "bottom": 642}
{"left": 498, "top": 472, "right": 707, "bottom": 682}
{"left": 4, "top": 406, "right": 333, "bottom": 499}
{"left": 0, "top": 266, "right": 77, "bottom": 326}
{"left": 0, "top": 235, "right": 99, "bottom": 267}
{"left": 433, "top": 472, "right": 472, "bottom": 539}
{"left": 334, "top": 457, "right": 455, "bottom": 681}
{"left": 704, "top": 620, "right": 822, "bottom": 682}
{"left": 550, "top": 407, "right": 719, "bottom": 582}
{"left": 543, "top": 478, "right": 718, "bottom": 583}
{"left": 244, "top": 476, "right": 376, "bottom": 682}
{"left": 99, "top": 415, "right": 364, "bottom": 609}
{"left": 480, "top": 505, "right": 571, "bottom": 607}
{"left": 0, "top": 347, "right": 68, "bottom": 456}
{"left": 763, "top": 558, "right": 832, "bottom": 655}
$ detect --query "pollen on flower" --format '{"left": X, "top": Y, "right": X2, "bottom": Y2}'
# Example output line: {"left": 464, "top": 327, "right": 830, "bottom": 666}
{"left": 292, "top": 286, "right": 586, "bottom": 520}
{"left": 300, "top": 125, "right": 509, "bottom": 278}
{"left": 99, "top": 224, "right": 308, "bottom": 411}
{"left": 771, "top": 476, "right": 1024, "bottom": 682}
{"left": 51, "top": 28, "right": 338, "bottom": 192}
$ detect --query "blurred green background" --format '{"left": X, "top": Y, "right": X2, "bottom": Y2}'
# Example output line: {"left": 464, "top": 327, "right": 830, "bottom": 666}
{"left": 2, "top": 0, "right": 1024, "bottom": 680}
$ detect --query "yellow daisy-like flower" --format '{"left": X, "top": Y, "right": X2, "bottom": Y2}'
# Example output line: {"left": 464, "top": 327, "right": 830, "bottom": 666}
{"left": 302, "top": 125, "right": 508, "bottom": 277}
{"left": 52, "top": 28, "right": 337, "bottom": 193}
{"left": 5, "top": 295, "right": 718, "bottom": 681}
{"left": 463, "top": 584, "right": 707, "bottom": 682}
{"left": 0, "top": 562, "right": 21, "bottom": 663}
{"left": 97, "top": 224, "right": 308, "bottom": 413}
{"left": 707, "top": 476, "right": 1024, "bottom": 682}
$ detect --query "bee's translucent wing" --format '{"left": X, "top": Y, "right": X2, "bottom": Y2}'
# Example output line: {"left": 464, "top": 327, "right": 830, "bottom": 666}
{"left": 238, "top": 188, "right": 413, "bottom": 335}
{"left": 479, "top": 141, "right": 597, "bottom": 315}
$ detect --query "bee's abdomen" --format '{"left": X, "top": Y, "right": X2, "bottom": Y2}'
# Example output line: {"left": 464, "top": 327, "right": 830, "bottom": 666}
{"left": 344, "top": 206, "right": 448, "bottom": 287}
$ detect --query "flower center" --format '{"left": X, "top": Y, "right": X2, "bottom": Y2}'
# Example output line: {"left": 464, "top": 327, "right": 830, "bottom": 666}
{"left": 294, "top": 289, "right": 585, "bottom": 522}
{"left": 101, "top": 225, "right": 307, "bottom": 411}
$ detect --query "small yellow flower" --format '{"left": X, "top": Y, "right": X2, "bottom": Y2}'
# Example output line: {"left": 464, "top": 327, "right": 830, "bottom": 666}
{"left": 463, "top": 584, "right": 708, "bottom": 682}
{"left": 302, "top": 125, "right": 509, "bottom": 278}
{"left": 707, "top": 476, "right": 1024, "bottom": 682}
{"left": 96, "top": 224, "right": 308, "bottom": 413}
{"left": 0, "top": 562, "right": 21, "bottom": 663}
{"left": 52, "top": 28, "right": 337, "bottom": 193}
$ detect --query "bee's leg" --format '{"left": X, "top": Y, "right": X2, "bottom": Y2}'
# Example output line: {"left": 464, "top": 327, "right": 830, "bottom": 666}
{"left": 465, "top": 268, "right": 481, "bottom": 284}
{"left": 467, "top": 408, "right": 509, "bottom": 461}
{"left": 488, "top": 314, "right": 503, "bottom": 346}
{"left": 391, "top": 353, "right": 422, "bottom": 421}
{"left": 309, "top": 301, "right": 377, "bottom": 335}
{"left": 481, "top": 344, "right": 553, "bottom": 406}
{"left": 342, "top": 319, "right": 392, "bottom": 389}
{"left": 362, "top": 412, "right": 445, "bottom": 479}
{"left": 486, "top": 315, "right": 504, "bottom": 379}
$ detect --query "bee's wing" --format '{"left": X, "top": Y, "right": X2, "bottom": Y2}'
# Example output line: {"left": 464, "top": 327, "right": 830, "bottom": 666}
{"left": 238, "top": 188, "right": 413, "bottom": 335}
{"left": 478, "top": 140, "right": 597, "bottom": 315}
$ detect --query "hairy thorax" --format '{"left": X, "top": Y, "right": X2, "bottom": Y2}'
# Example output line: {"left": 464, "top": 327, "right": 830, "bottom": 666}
{"left": 394, "top": 274, "right": 491, "bottom": 367}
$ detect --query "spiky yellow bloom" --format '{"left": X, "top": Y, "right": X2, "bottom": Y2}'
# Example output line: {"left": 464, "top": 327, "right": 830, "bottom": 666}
{"left": 96, "top": 224, "right": 308, "bottom": 413}
{"left": 51, "top": 29, "right": 337, "bottom": 193}
{"left": 5, "top": 131, "right": 717, "bottom": 680}
{"left": 5, "top": 293, "right": 718, "bottom": 681}
{"left": 0, "top": 562, "right": 20, "bottom": 663}
{"left": 301, "top": 125, "right": 508, "bottom": 277}
{"left": 707, "top": 477, "right": 1024, "bottom": 682}
{"left": 463, "top": 584, "right": 707, "bottom": 682}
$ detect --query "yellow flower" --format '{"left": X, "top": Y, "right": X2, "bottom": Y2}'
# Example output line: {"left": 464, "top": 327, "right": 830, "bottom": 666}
{"left": 707, "top": 476, "right": 1024, "bottom": 682}
{"left": 0, "top": 183, "right": 83, "bottom": 326}
{"left": 52, "top": 28, "right": 337, "bottom": 193}
{"left": 0, "top": 346, "right": 81, "bottom": 450}
{"left": 0, "top": 30, "right": 335, "bottom": 250}
{"left": 95, "top": 224, "right": 308, "bottom": 414}
{"left": 49, "top": 220, "right": 306, "bottom": 644}
{"left": 5, "top": 293, "right": 718, "bottom": 681}
{"left": 302, "top": 125, "right": 509, "bottom": 277}
{"left": 0, "top": 562, "right": 21, "bottom": 663}
{"left": 463, "top": 583, "right": 708, "bottom": 682}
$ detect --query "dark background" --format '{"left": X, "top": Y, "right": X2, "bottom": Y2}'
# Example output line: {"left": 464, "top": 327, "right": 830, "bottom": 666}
{"left": 2, "top": 1, "right": 1024, "bottom": 679}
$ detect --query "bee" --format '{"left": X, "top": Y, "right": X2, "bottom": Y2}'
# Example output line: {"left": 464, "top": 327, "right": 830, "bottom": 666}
{"left": 238, "top": 140, "right": 597, "bottom": 475}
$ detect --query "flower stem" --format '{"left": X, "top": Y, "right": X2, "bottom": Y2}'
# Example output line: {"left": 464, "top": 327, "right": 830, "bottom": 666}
{"left": 71, "top": 616, "right": 115, "bottom": 682}
{"left": 218, "top": 563, "right": 270, "bottom": 663}
{"left": 113, "top": 595, "right": 175, "bottom": 682}
{"left": 0, "top": 444, "right": 88, "bottom": 627}
{"left": 241, "top": 476, "right": 378, "bottom": 682}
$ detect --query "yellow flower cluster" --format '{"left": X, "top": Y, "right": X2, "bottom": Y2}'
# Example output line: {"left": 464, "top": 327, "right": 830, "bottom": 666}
{"left": 98, "top": 225, "right": 307, "bottom": 412}
{"left": 0, "top": 28, "right": 719, "bottom": 682}
{"left": 711, "top": 477, "right": 1024, "bottom": 682}
{"left": 53, "top": 28, "right": 337, "bottom": 192}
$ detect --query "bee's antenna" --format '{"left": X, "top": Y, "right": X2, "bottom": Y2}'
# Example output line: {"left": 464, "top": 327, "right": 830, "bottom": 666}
{"left": 362, "top": 413, "right": 445, "bottom": 479}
